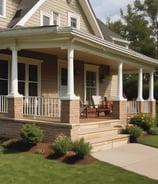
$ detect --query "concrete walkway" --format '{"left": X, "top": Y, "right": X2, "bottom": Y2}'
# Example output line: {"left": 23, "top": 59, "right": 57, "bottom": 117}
{"left": 92, "top": 144, "right": 158, "bottom": 180}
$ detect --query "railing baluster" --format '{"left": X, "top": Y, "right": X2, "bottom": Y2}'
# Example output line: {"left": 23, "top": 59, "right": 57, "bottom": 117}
{"left": 23, "top": 96, "right": 61, "bottom": 119}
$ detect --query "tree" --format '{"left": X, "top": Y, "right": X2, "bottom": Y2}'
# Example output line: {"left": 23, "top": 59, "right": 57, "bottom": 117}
{"left": 108, "top": 0, "right": 158, "bottom": 59}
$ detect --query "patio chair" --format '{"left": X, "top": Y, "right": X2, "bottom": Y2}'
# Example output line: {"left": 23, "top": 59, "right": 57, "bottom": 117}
{"left": 80, "top": 99, "right": 97, "bottom": 118}
{"left": 92, "top": 95, "right": 113, "bottom": 117}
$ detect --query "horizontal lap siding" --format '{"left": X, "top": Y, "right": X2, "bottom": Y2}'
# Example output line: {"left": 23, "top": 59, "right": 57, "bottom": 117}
{"left": 0, "top": 0, "right": 20, "bottom": 28}
{"left": 41, "top": 56, "right": 58, "bottom": 97}
{"left": 24, "top": 0, "right": 94, "bottom": 35}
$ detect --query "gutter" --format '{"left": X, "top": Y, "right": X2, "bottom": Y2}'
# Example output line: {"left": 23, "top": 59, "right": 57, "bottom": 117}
{"left": 0, "top": 26, "right": 157, "bottom": 67}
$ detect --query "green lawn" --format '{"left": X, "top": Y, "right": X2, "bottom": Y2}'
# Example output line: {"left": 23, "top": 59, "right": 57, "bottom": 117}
{"left": 0, "top": 147, "right": 157, "bottom": 184}
{"left": 139, "top": 135, "right": 158, "bottom": 148}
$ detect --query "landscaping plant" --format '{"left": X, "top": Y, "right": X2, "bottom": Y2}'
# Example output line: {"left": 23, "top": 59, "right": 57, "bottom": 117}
{"left": 129, "top": 114, "right": 156, "bottom": 133}
{"left": 72, "top": 137, "right": 92, "bottom": 158}
{"left": 20, "top": 124, "right": 44, "bottom": 145}
{"left": 123, "top": 125, "right": 142, "bottom": 142}
{"left": 52, "top": 134, "right": 72, "bottom": 156}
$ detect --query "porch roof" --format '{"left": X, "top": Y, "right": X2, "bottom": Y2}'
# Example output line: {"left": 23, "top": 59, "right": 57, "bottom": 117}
{"left": 0, "top": 26, "right": 157, "bottom": 71}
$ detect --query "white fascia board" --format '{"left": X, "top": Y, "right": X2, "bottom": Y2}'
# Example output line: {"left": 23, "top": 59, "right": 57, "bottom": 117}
{"left": 16, "top": 0, "right": 46, "bottom": 27}
{"left": 78, "top": 0, "right": 103, "bottom": 39}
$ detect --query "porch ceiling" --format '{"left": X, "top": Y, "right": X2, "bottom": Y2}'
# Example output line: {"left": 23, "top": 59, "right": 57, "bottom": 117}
{"left": 28, "top": 48, "right": 138, "bottom": 72}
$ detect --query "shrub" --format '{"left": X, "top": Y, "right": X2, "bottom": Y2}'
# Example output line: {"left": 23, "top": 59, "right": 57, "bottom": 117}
{"left": 2, "top": 140, "right": 12, "bottom": 148}
{"left": 20, "top": 124, "right": 43, "bottom": 145}
{"left": 72, "top": 138, "right": 92, "bottom": 159}
{"left": 148, "top": 127, "right": 158, "bottom": 135}
{"left": 52, "top": 134, "right": 72, "bottom": 156}
{"left": 123, "top": 125, "right": 142, "bottom": 142}
{"left": 129, "top": 114, "right": 155, "bottom": 132}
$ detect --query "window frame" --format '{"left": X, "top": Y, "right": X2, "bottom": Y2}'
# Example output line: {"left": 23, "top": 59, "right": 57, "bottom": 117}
{"left": 68, "top": 12, "right": 80, "bottom": 29}
{"left": 40, "top": 11, "right": 60, "bottom": 26}
{"left": 18, "top": 62, "right": 41, "bottom": 97}
{"left": 0, "top": 0, "right": 6, "bottom": 17}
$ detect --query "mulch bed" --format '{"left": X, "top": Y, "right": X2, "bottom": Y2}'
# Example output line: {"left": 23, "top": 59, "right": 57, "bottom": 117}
{"left": 0, "top": 137, "right": 96, "bottom": 165}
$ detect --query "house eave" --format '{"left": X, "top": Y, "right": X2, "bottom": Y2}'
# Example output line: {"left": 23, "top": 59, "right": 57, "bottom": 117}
{"left": 0, "top": 26, "right": 157, "bottom": 68}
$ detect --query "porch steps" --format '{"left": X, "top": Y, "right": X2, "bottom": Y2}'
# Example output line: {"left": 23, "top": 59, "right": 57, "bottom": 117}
{"left": 79, "top": 119, "right": 129, "bottom": 152}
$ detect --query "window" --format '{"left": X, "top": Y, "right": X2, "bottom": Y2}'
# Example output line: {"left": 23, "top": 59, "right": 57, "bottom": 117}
{"left": 0, "top": 60, "right": 8, "bottom": 95}
{"left": 40, "top": 11, "right": 60, "bottom": 26}
{"left": 53, "top": 12, "right": 59, "bottom": 25}
{"left": 18, "top": 63, "right": 39, "bottom": 96}
{"left": 84, "top": 65, "right": 99, "bottom": 105}
{"left": 43, "top": 15, "right": 50, "bottom": 25}
{"left": 0, "top": 0, "right": 6, "bottom": 17}
{"left": 68, "top": 12, "right": 80, "bottom": 29}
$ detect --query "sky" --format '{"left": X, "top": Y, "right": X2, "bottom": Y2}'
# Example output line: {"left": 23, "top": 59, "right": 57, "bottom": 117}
{"left": 89, "top": 0, "right": 134, "bottom": 23}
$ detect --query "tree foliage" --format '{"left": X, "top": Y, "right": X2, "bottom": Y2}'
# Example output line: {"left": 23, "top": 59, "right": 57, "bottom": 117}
{"left": 108, "top": 0, "right": 158, "bottom": 59}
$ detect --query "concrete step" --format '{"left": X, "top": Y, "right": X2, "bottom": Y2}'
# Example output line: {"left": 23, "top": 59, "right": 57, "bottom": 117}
{"left": 90, "top": 134, "right": 130, "bottom": 153}
{"left": 79, "top": 127, "right": 122, "bottom": 141}
{"left": 80, "top": 119, "right": 121, "bottom": 131}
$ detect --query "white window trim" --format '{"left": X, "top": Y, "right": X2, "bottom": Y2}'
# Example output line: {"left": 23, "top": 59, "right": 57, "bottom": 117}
{"left": 40, "top": 11, "right": 51, "bottom": 26}
{"left": 0, "top": 54, "right": 42, "bottom": 97}
{"left": 51, "top": 11, "right": 60, "bottom": 26}
{"left": 68, "top": 12, "right": 80, "bottom": 29}
{"left": 84, "top": 64, "right": 99, "bottom": 104}
{"left": 18, "top": 60, "right": 41, "bottom": 97}
{"left": 0, "top": 0, "right": 6, "bottom": 18}
{"left": 40, "top": 10, "right": 60, "bottom": 26}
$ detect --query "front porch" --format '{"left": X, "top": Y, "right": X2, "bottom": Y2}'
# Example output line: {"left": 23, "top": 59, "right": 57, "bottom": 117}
{"left": 0, "top": 26, "right": 157, "bottom": 151}
{"left": 0, "top": 95, "right": 155, "bottom": 123}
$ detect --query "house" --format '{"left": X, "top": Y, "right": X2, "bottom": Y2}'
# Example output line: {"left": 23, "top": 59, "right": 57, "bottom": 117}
{"left": 0, "top": 0, "right": 157, "bottom": 151}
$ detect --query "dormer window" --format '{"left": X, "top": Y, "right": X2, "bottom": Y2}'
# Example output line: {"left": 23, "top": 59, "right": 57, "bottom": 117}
{"left": 68, "top": 12, "right": 80, "bottom": 29}
{"left": 40, "top": 11, "right": 60, "bottom": 26}
{"left": 0, "top": 0, "right": 6, "bottom": 17}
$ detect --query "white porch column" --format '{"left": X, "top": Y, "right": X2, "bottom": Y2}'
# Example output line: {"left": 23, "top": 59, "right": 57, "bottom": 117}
{"left": 115, "top": 62, "right": 125, "bottom": 101}
{"left": 148, "top": 70, "right": 155, "bottom": 101}
{"left": 65, "top": 47, "right": 78, "bottom": 100}
{"left": 9, "top": 47, "right": 20, "bottom": 97}
{"left": 137, "top": 68, "right": 144, "bottom": 101}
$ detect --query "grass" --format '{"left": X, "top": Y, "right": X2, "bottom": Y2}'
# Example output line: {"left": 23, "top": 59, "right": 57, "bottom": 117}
{"left": 139, "top": 135, "right": 158, "bottom": 148}
{"left": 0, "top": 147, "right": 157, "bottom": 184}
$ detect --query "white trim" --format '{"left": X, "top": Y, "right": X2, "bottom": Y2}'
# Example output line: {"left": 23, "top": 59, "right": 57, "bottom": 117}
{"left": 84, "top": 64, "right": 99, "bottom": 104}
{"left": 78, "top": 0, "right": 103, "bottom": 38}
{"left": 0, "top": 0, "right": 6, "bottom": 17}
{"left": 40, "top": 11, "right": 51, "bottom": 26}
{"left": 58, "top": 60, "right": 67, "bottom": 98}
{"left": 68, "top": 12, "right": 80, "bottom": 29}
{"left": 16, "top": 0, "right": 46, "bottom": 27}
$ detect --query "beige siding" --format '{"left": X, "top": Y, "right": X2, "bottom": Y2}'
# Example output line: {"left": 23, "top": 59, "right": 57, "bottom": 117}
{"left": 0, "top": 0, "right": 20, "bottom": 28}
{"left": 24, "top": 0, "right": 94, "bottom": 34}
{"left": 41, "top": 57, "right": 58, "bottom": 97}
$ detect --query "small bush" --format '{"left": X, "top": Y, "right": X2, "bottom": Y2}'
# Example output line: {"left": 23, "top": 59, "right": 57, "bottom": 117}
{"left": 20, "top": 124, "right": 43, "bottom": 145}
{"left": 72, "top": 138, "right": 92, "bottom": 159}
{"left": 2, "top": 140, "right": 12, "bottom": 148}
{"left": 129, "top": 114, "right": 155, "bottom": 132}
{"left": 52, "top": 134, "right": 72, "bottom": 156}
{"left": 148, "top": 127, "right": 158, "bottom": 135}
{"left": 34, "top": 149, "right": 45, "bottom": 155}
{"left": 123, "top": 125, "right": 142, "bottom": 142}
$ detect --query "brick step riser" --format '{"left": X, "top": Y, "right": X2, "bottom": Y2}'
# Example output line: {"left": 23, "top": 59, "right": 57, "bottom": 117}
{"left": 80, "top": 129, "right": 121, "bottom": 141}
{"left": 91, "top": 137, "right": 129, "bottom": 153}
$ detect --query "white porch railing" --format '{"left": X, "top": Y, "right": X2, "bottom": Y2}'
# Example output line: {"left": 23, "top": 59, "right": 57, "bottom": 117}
{"left": 0, "top": 95, "right": 8, "bottom": 113}
{"left": 144, "top": 100, "right": 151, "bottom": 113}
{"left": 127, "top": 101, "right": 140, "bottom": 114}
{"left": 23, "top": 96, "right": 61, "bottom": 119}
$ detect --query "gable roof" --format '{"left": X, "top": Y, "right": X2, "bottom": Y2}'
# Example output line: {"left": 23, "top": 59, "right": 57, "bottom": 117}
{"left": 8, "top": 0, "right": 39, "bottom": 28}
{"left": 8, "top": 0, "right": 104, "bottom": 38}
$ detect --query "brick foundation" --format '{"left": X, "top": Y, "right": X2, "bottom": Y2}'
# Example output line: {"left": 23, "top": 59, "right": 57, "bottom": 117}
{"left": 7, "top": 97, "right": 23, "bottom": 119}
{"left": 112, "top": 101, "right": 128, "bottom": 127}
{"left": 0, "top": 118, "right": 75, "bottom": 142}
{"left": 61, "top": 99, "right": 80, "bottom": 124}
